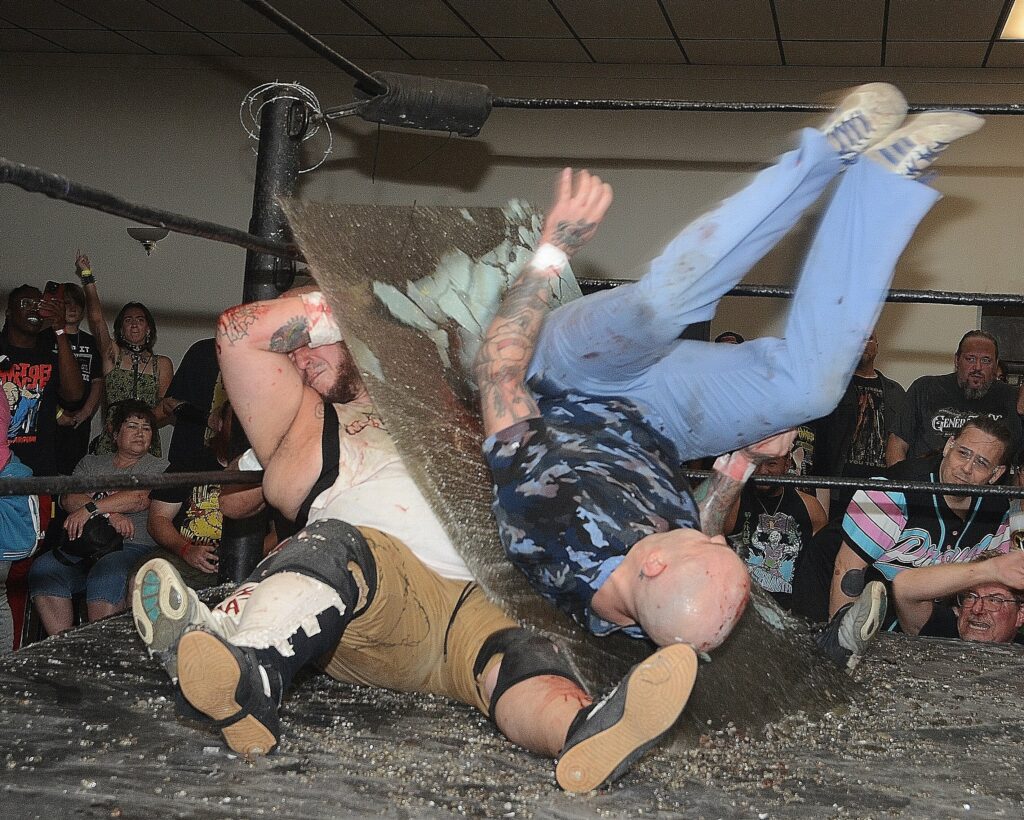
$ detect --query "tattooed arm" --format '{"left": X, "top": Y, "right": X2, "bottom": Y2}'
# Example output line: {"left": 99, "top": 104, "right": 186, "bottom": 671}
{"left": 475, "top": 169, "right": 613, "bottom": 436}
{"left": 216, "top": 292, "right": 339, "bottom": 464}
{"left": 692, "top": 430, "right": 797, "bottom": 538}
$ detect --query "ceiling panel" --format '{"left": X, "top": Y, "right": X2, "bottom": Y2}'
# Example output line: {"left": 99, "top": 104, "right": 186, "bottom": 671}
{"left": 319, "top": 34, "right": 410, "bottom": 60}
{"left": 392, "top": 35, "right": 499, "bottom": 61}
{"left": 211, "top": 32, "right": 322, "bottom": 58}
{"left": 37, "top": 27, "right": 148, "bottom": 52}
{"left": 776, "top": 0, "right": 885, "bottom": 40}
{"left": 0, "top": 27, "right": 65, "bottom": 50}
{"left": 445, "top": 0, "right": 570, "bottom": 37}
{"left": 685, "top": 39, "right": 782, "bottom": 65}
{"left": 345, "top": 0, "right": 471, "bottom": 37}
{"left": 258, "top": 0, "right": 377, "bottom": 35}
{"left": 124, "top": 30, "right": 234, "bottom": 56}
{"left": 886, "top": 40, "right": 990, "bottom": 67}
{"left": 0, "top": 0, "right": 102, "bottom": 28}
{"left": 986, "top": 40, "right": 1024, "bottom": 67}
{"left": 60, "top": 0, "right": 189, "bottom": 31}
{"left": 582, "top": 38, "right": 686, "bottom": 64}
{"left": 784, "top": 40, "right": 881, "bottom": 66}
{"left": 887, "top": 0, "right": 1006, "bottom": 42}
{"left": 146, "top": 0, "right": 280, "bottom": 33}
{"left": 663, "top": 0, "right": 776, "bottom": 39}
{"left": 488, "top": 36, "right": 591, "bottom": 62}
{"left": 553, "top": 0, "right": 674, "bottom": 39}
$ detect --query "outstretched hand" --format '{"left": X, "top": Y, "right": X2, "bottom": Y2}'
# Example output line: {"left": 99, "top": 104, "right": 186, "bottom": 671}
{"left": 75, "top": 250, "right": 91, "bottom": 275}
{"left": 740, "top": 429, "right": 798, "bottom": 464}
{"left": 539, "top": 168, "right": 613, "bottom": 258}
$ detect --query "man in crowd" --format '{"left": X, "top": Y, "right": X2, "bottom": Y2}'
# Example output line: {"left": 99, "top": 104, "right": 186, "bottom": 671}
{"left": 724, "top": 451, "right": 827, "bottom": 611}
{"left": 132, "top": 291, "right": 701, "bottom": 794}
{"left": 830, "top": 416, "right": 1013, "bottom": 616}
{"left": 813, "top": 331, "right": 907, "bottom": 518}
{"left": 479, "top": 84, "right": 976, "bottom": 663}
{"left": 887, "top": 330, "right": 1021, "bottom": 465}
{"left": 1, "top": 285, "right": 85, "bottom": 477}
{"left": 892, "top": 550, "right": 1024, "bottom": 643}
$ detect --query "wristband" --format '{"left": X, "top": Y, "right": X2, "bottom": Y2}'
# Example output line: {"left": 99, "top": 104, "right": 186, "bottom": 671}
{"left": 54, "top": 327, "right": 65, "bottom": 337}
{"left": 84, "top": 501, "right": 99, "bottom": 517}
{"left": 79, "top": 268, "right": 94, "bottom": 281}
{"left": 530, "top": 243, "right": 569, "bottom": 273}
{"left": 300, "top": 291, "right": 343, "bottom": 348}
{"left": 713, "top": 452, "right": 756, "bottom": 483}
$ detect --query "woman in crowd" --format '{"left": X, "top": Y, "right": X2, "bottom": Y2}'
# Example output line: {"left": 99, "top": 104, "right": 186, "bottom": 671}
{"left": 75, "top": 252, "right": 174, "bottom": 456}
{"left": 29, "top": 400, "right": 168, "bottom": 634}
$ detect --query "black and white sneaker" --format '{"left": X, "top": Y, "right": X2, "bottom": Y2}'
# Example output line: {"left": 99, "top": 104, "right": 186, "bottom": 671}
{"left": 177, "top": 629, "right": 283, "bottom": 759}
{"left": 556, "top": 643, "right": 697, "bottom": 793}
{"left": 820, "top": 83, "right": 907, "bottom": 163}
{"left": 817, "top": 580, "right": 887, "bottom": 671}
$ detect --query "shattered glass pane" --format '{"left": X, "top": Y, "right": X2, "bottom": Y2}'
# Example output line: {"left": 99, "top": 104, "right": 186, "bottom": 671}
{"left": 281, "top": 198, "right": 850, "bottom": 734}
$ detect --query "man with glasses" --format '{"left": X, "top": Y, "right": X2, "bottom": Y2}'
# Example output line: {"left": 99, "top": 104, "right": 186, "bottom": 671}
{"left": 891, "top": 550, "right": 1024, "bottom": 644}
{"left": 830, "top": 416, "right": 1014, "bottom": 616}
{"left": 887, "top": 331, "right": 1021, "bottom": 465}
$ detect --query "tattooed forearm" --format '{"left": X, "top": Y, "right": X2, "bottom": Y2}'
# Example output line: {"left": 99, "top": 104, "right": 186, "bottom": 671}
{"left": 552, "top": 219, "right": 598, "bottom": 253}
{"left": 217, "top": 303, "right": 269, "bottom": 345}
{"left": 692, "top": 470, "right": 745, "bottom": 539}
{"left": 269, "top": 315, "right": 312, "bottom": 353}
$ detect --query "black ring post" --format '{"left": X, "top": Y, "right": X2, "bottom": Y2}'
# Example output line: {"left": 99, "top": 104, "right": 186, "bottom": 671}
{"left": 220, "top": 93, "right": 308, "bottom": 584}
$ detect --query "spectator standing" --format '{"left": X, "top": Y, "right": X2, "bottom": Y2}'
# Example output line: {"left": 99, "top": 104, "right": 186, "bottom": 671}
{"left": 75, "top": 253, "right": 174, "bottom": 457}
{"left": 28, "top": 400, "right": 167, "bottom": 634}
{"left": 888, "top": 330, "right": 1020, "bottom": 465}
{"left": 158, "top": 337, "right": 220, "bottom": 469}
{"left": 53, "top": 281, "right": 104, "bottom": 474}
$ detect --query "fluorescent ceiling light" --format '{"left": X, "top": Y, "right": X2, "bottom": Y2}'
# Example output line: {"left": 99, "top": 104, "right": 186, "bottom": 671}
{"left": 1002, "top": 0, "right": 1024, "bottom": 39}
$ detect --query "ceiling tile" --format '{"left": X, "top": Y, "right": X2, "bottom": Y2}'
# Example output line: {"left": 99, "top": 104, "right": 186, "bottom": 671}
{"left": 663, "top": 0, "right": 776, "bottom": 39}
{"left": 445, "top": 0, "right": 570, "bottom": 37}
{"left": 146, "top": 0, "right": 281, "bottom": 33}
{"left": 582, "top": 38, "right": 686, "bottom": 64}
{"left": 391, "top": 35, "right": 499, "bottom": 61}
{"left": 776, "top": 0, "right": 885, "bottom": 40}
{"left": 60, "top": 0, "right": 189, "bottom": 31}
{"left": 784, "top": 40, "right": 881, "bottom": 66}
{"left": 35, "top": 28, "right": 149, "bottom": 53}
{"left": 554, "top": 0, "right": 674, "bottom": 38}
{"left": 685, "top": 39, "right": 782, "bottom": 65}
{"left": 0, "top": 27, "right": 65, "bottom": 50}
{"left": 488, "top": 36, "right": 591, "bottom": 62}
{"left": 211, "top": 32, "right": 322, "bottom": 57}
{"left": 318, "top": 34, "right": 410, "bottom": 60}
{"left": 887, "top": 0, "right": 1006, "bottom": 41}
{"left": 122, "top": 30, "right": 233, "bottom": 56}
{"left": 886, "top": 40, "right": 989, "bottom": 67}
{"left": 0, "top": 0, "right": 100, "bottom": 28}
{"left": 253, "top": 0, "right": 376, "bottom": 35}
{"left": 986, "top": 40, "right": 1024, "bottom": 67}
{"left": 345, "top": 0, "right": 472, "bottom": 36}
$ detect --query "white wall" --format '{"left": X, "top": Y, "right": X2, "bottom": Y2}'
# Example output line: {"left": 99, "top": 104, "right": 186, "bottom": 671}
{"left": 4, "top": 54, "right": 1023, "bottom": 414}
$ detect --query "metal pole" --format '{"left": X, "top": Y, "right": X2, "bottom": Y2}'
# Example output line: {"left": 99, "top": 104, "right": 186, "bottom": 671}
{"left": 221, "top": 93, "right": 309, "bottom": 582}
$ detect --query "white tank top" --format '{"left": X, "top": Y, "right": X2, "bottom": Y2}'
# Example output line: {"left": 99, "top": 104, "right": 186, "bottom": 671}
{"left": 306, "top": 399, "right": 473, "bottom": 581}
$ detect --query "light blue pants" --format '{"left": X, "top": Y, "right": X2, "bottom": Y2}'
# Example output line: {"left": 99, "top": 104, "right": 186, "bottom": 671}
{"left": 528, "top": 128, "right": 941, "bottom": 460}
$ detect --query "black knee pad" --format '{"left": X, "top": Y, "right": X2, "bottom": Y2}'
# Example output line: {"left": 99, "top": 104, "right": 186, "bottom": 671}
{"left": 473, "top": 628, "right": 584, "bottom": 722}
{"left": 247, "top": 519, "right": 377, "bottom": 617}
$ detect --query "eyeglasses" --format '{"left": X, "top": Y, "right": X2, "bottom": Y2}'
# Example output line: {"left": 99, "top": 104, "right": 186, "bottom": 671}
{"left": 956, "top": 592, "right": 1022, "bottom": 611}
{"left": 949, "top": 445, "right": 996, "bottom": 474}
{"left": 17, "top": 298, "right": 41, "bottom": 310}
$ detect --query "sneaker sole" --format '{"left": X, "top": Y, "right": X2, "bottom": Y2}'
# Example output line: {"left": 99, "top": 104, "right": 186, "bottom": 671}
{"left": 556, "top": 643, "right": 697, "bottom": 793}
{"left": 131, "top": 558, "right": 193, "bottom": 681}
{"left": 177, "top": 630, "right": 278, "bottom": 759}
{"left": 838, "top": 581, "right": 887, "bottom": 668}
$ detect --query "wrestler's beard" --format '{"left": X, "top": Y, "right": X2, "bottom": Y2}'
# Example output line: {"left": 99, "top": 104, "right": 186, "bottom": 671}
{"left": 322, "top": 359, "right": 365, "bottom": 404}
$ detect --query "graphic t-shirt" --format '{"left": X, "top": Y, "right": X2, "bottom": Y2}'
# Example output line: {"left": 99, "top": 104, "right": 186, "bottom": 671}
{"left": 151, "top": 458, "right": 223, "bottom": 547}
{"left": 53, "top": 329, "right": 103, "bottom": 474}
{"left": 484, "top": 383, "right": 700, "bottom": 639}
{"left": 893, "top": 373, "right": 1021, "bottom": 460}
{"left": 1, "top": 332, "right": 65, "bottom": 476}
{"left": 847, "top": 374, "right": 889, "bottom": 469}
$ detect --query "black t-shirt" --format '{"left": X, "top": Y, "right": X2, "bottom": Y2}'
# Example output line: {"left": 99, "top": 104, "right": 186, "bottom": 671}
{"left": 921, "top": 602, "right": 1024, "bottom": 645}
{"left": 1, "top": 330, "right": 70, "bottom": 477}
{"left": 894, "top": 373, "right": 1021, "bottom": 460}
{"left": 165, "top": 338, "right": 219, "bottom": 469}
{"left": 53, "top": 329, "right": 104, "bottom": 474}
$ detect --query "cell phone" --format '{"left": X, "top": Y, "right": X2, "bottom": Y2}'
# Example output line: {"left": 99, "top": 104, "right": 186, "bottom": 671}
{"left": 44, "top": 280, "right": 60, "bottom": 294}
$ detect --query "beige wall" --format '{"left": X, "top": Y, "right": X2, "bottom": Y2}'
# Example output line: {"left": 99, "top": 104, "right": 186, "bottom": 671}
{"left": 3, "top": 54, "right": 1023, "bottom": 422}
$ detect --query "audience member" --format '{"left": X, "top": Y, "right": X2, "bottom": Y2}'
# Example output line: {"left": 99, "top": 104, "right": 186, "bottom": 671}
{"left": 28, "top": 400, "right": 167, "bottom": 634}
{"left": 888, "top": 330, "right": 1020, "bottom": 465}
{"left": 724, "top": 450, "right": 826, "bottom": 610}
{"left": 814, "top": 331, "right": 907, "bottom": 516}
{"left": 714, "top": 330, "right": 744, "bottom": 344}
{"left": 830, "top": 416, "right": 1013, "bottom": 615}
{"left": 75, "top": 253, "right": 174, "bottom": 457}
{"left": 53, "top": 282, "right": 105, "bottom": 474}
{"left": 0, "top": 398, "right": 40, "bottom": 653}
{"left": 158, "top": 337, "right": 219, "bottom": 469}
{"left": 892, "top": 550, "right": 1024, "bottom": 643}
{"left": 1, "top": 284, "right": 86, "bottom": 477}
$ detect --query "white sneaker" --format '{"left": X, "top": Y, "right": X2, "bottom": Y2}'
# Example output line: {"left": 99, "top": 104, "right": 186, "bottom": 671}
{"left": 820, "top": 83, "right": 908, "bottom": 162}
{"left": 865, "top": 111, "right": 985, "bottom": 178}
